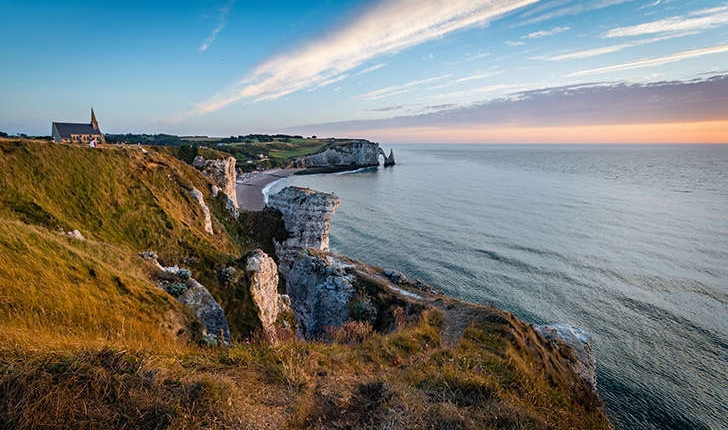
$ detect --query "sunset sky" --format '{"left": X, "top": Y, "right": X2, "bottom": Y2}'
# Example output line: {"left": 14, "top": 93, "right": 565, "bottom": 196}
{"left": 1, "top": 0, "right": 727, "bottom": 143}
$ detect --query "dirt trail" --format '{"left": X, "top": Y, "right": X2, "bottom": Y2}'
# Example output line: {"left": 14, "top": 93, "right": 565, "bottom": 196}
{"left": 353, "top": 264, "right": 486, "bottom": 347}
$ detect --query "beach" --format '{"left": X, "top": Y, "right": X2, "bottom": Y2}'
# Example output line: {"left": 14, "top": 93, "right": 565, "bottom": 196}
{"left": 236, "top": 168, "right": 300, "bottom": 211}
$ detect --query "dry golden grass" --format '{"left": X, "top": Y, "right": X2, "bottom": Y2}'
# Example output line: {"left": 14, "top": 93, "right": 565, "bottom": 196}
{"left": 0, "top": 219, "right": 190, "bottom": 353}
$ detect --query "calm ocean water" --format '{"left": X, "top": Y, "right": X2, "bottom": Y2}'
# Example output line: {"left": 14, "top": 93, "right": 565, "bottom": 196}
{"left": 268, "top": 144, "right": 728, "bottom": 430}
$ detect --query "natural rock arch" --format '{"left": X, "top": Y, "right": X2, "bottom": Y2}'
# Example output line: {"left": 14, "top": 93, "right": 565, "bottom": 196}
{"left": 378, "top": 147, "right": 396, "bottom": 166}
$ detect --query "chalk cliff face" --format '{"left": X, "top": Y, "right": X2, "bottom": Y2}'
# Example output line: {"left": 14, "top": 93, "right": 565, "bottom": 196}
{"left": 156, "top": 264, "right": 231, "bottom": 343}
{"left": 188, "top": 187, "right": 213, "bottom": 234}
{"left": 286, "top": 250, "right": 356, "bottom": 339}
{"left": 245, "top": 249, "right": 292, "bottom": 340}
{"left": 267, "top": 187, "right": 341, "bottom": 276}
{"left": 178, "top": 279, "right": 231, "bottom": 343}
{"left": 293, "top": 141, "right": 380, "bottom": 168}
{"left": 536, "top": 324, "right": 597, "bottom": 391}
{"left": 193, "top": 155, "right": 238, "bottom": 208}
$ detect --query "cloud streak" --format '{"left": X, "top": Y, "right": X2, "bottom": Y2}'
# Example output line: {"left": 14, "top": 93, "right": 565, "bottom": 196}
{"left": 355, "top": 63, "right": 386, "bottom": 76}
{"left": 193, "top": 0, "right": 540, "bottom": 114}
{"left": 522, "top": 25, "right": 570, "bottom": 38}
{"left": 289, "top": 75, "right": 728, "bottom": 135}
{"left": 603, "top": 5, "right": 728, "bottom": 38}
{"left": 567, "top": 44, "right": 728, "bottom": 77}
{"left": 199, "top": 1, "right": 235, "bottom": 52}
{"left": 430, "top": 70, "right": 503, "bottom": 89}
{"left": 358, "top": 74, "right": 452, "bottom": 100}
{"left": 540, "top": 32, "right": 696, "bottom": 61}
{"left": 516, "top": 0, "right": 638, "bottom": 27}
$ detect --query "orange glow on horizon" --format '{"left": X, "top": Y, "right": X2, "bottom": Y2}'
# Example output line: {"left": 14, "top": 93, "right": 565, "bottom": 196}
{"left": 349, "top": 121, "right": 728, "bottom": 144}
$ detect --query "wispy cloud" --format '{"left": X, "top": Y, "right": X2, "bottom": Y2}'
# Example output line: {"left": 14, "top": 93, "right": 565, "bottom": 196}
{"left": 505, "top": 40, "right": 526, "bottom": 46}
{"left": 358, "top": 74, "right": 452, "bottom": 100}
{"left": 516, "top": 0, "right": 638, "bottom": 27}
{"left": 290, "top": 75, "right": 728, "bottom": 134}
{"left": 355, "top": 63, "right": 386, "bottom": 76}
{"left": 199, "top": 1, "right": 235, "bottom": 52}
{"left": 522, "top": 25, "right": 570, "bottom": 38}
{"left": 442, "top": 51, "right": 491, "bottom": 65}
{"left": 603, "top": 5, "right": 728, "bottom": 38}
{"left": 312, "top": 74, "right": 350, "bottom": 90}
{"left": 364, "top": 105, "right": 408, "bottom": 112}
{"left": 639, "top": 0, "right": 662, "bottom": 10}
{"left": 192, "top": 0, "right": 539, "bottom": 114}
{"left": 568, "top": 44, "right": 728, "bottom": 77}
{"left": 430, "top": 70, "right": 503, "bottom": 89}
{"left": 427, "top": 83, "right": 528, "bottom": 100}
{"left": 540, "top": 32, "right": 696, "bottom": 61}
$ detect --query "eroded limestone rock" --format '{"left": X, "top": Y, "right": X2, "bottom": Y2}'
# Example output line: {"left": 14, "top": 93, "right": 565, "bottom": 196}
{"left": 156, "top": 265, "right": 231, "bottom": 344}
{"left": 285, "top": 250, "right": 356, "bottom": 339}
{"left": 245, "top": 249, "right": 291, "bottom": 339}
{"left": 193, "top": 155, "right": 238, "bottom": 208}
{"left": 61, "top": 229, "right": 86, "bottom": 241}
{"left": 267, "top": 186, "right": 341, "bottom": 276}
{"left": 188, "top": 187, "right": 213, "bottom": 234}
{"left": 178, "top": 278, "right": 231, "bottom": 343}
{"left": 292, "top": 141, "right": 380, "bottom": 168}
{"left": 384, "top": 148, "right": 396, "bottom": 166}
{"left": 535, "top": 323, "right": 597, "bottom": 391}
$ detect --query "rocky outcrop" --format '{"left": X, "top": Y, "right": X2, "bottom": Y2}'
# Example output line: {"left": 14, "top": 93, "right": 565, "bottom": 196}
{"left": 292, "top": 141, "right": 380, "bottom": 168}
{"left": 60, "top": 229, "right": 86, "bottom": 241}
{"left": 178, "top": 279, "right": 231, "bottom": 343}
{"left": 286, "top": 250, "right": 356, "bottom": 339}
{"left": 157, "top": 265, "right": 231, "bottom": 344}
{"left": 245, "top": 249, "right": 292, "bottom": 340}
{"left": 384, "top": 269, "right": 407, "bottom": 284}
{"left": 535, "top": 323, "right": 597, "bottom": 391}
{"left": 267, "top": 187, "right": 341, "bottom": 276}
{"left": 193, "top": 155, "right": 238, "bottom": 208}
{"left": 188, "top": 187, "right": 213, "bottom": 234}
{"left": 384, "top": 149, "right": 396, "bottom": 166}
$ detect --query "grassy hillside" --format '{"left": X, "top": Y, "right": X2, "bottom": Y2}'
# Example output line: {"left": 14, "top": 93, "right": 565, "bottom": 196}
{"left": 0, "top": 138, "right": 265, "bottom": 340}
{"left": 0, "top": 138, "right": 611, "bottom": 429}
{"left": 0, "top": 219, "right": 189, "bottom": 352}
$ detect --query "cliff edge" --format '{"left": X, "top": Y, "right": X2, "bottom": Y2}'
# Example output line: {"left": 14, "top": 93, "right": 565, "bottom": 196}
{"left": 291, "top": 140, "right": 395, "bottom": 170}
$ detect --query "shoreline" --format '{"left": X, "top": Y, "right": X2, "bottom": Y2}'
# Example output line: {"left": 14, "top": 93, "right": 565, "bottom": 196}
{"left": 236, "top": 165, "right": 379, "bottom": 211}
{"left": 236, "top": 168, "right": 300, "bottom": 211}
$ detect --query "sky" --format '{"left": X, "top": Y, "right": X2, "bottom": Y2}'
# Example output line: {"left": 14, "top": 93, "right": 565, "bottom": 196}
{"left": 1, "top": 0, "right": 727, "bottom": 143}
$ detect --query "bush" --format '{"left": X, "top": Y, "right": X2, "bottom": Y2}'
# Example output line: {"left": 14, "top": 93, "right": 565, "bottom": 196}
{"left": 165, "top": 283, "right": 188, "bottom": 297}
{"left": 324, "top": 321, "right": 373, "bottom": 344}
{"left": 349, "top": 295, "right": 377, "bottom": 323}
{"left": 177, "top": 145, "right": 198, "bottom": 164}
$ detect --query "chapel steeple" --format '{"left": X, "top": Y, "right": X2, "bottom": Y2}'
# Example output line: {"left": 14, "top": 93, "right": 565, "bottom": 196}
{"left": 91, "top": 108, "right": 99, "bottom": 131}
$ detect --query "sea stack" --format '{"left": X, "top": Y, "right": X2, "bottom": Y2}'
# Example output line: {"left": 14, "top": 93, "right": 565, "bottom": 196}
{"left": 266, "top": 186, "right": 341, "bottom": 276}
{"left": 384, "top": 148, "right": 396, "bottom": 166}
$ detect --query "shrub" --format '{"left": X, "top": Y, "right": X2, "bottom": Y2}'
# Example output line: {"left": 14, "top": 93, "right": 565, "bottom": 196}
{"left": 165, "top": 283, "right": 188, "bottom": 297}
{"left": 349, "top": 295, "right": 377, "bottom": 323}
{"left": 324, "top": 320, "right": 373, "bottom": 344}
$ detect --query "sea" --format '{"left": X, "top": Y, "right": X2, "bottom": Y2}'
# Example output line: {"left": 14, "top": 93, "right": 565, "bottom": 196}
{"left": 266, "top": 144, "right": 728, "bottom": 430}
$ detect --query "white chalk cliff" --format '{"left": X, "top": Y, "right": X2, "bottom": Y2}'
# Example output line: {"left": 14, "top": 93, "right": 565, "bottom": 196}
{"left": 266, "top": 186, "right": 341, "bottom": 276}
{"left": 193, "top": 155, "right": 238, "bottom": 208}
{"left": 292, "top": 141, "right": 380, "bottom": 168}
{"left": 245, "top": 249, "right": 292, "bottom": 340}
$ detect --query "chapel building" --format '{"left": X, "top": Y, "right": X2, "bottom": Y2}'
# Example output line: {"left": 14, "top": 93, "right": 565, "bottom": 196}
{"left": 52, "top": 109, "right": 106, "bottom": 144}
